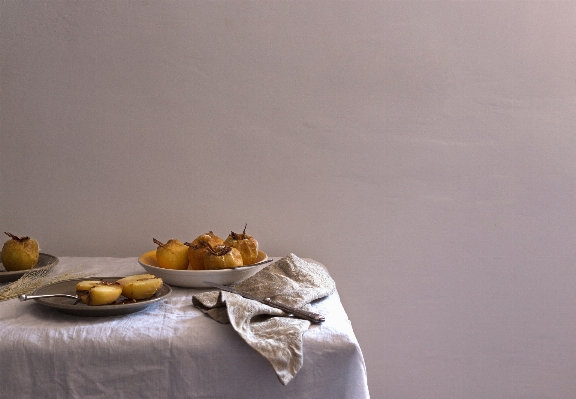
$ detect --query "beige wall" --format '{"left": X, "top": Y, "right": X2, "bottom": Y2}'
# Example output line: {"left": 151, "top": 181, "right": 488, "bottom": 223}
{"left": 3, "top": 2, "right": 576, "bottom": 397}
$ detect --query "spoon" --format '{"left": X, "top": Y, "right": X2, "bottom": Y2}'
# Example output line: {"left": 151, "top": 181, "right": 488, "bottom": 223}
{"left": 19, "top": 293, "right": 79, "bottom": 301}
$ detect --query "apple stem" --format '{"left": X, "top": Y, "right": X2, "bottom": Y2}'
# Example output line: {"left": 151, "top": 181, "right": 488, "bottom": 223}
{"left": 230, "top": 224, "right": 249, "bottom": 240}
{"left": 4, "top": 232, "right": 29, "bottom": 242}
{"left": 153, "top": 238, "right": 165, "bottom": 247}
{"left": 205, "top": 242, "right": 232, "bottom": 256}
{"left": 185, "top": 241, "right": 209, "bottom": 250}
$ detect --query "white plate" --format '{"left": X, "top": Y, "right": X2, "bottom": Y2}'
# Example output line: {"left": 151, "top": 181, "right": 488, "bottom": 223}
{"left": 138, "top": 250, "right": 271, "bottom": 288}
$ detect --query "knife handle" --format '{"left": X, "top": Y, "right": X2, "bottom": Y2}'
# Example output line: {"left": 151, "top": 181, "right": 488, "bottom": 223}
{"left": 262, "top": 298, "right": 325, "bottom": 323}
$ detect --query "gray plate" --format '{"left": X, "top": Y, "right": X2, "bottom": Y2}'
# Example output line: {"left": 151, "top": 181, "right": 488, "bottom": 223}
{"left": 0, "top": 253, "right": 59, "bottom": 283}
{"left": 30, "top": 277, "right": 172, "bottom": 317}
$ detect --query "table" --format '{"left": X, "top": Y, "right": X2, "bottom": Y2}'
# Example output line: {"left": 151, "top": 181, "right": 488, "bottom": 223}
{"left": 0, "top": 257, "right": 370, "bottom": 399}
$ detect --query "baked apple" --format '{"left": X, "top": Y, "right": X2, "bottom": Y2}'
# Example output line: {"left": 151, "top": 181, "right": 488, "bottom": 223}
{"left": 203, "top": 244, "right": 243, "bottom": 270}
{"left": 1, "top": 232, "right": 40, "bottom": 271}
{"left": 185, "top": 231, "right": 224, "bottom": 270}
{"left": 153, "top": 238, "right": 189, "bottom": 270}
{"left": 116, "top": 274, "right": 163, "bottom": 300}
{"left": 76, "top": 280, "right": 123, "bottom": 306}
{"left": 224, "top": 225, "right": 259, "bottom": 265}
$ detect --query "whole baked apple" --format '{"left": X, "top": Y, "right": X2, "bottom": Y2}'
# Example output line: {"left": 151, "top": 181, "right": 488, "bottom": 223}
{"left": 1, "top": 232, "right": 39, "bottom": 271}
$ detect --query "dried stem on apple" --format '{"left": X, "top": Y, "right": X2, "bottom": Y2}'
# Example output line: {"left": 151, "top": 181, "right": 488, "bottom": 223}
{"left": 4, "top": 232, "right": 30, "bottom": 242}
{"left": 204, "top": 242, "right": 233, "bottom": 256}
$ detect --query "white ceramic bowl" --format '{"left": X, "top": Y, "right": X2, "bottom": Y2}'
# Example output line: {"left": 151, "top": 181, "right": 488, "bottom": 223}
{"left": 138, "top": 250, "right": 269, "bottom": 288}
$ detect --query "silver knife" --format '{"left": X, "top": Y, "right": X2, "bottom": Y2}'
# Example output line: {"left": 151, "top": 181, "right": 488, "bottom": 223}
{"left": 204, "top": 281, "right": 325, "bottom": 323}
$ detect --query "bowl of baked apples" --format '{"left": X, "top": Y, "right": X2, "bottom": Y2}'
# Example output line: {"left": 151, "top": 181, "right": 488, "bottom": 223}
{"left": 138, "top": 226, "right": 269, "bottom": 288}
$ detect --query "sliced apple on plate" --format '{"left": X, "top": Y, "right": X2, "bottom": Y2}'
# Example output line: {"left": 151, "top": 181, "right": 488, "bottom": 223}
{"left": 76, "top": 281, "right": 123, "bottom": 306}
{"left": 116, "top": 274, "right": 163, "bottom": 300}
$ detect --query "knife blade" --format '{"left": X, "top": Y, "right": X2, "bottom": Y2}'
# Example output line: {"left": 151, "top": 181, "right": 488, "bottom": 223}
{"left": 204, "top": 281, "right": 325, "bottom": 324}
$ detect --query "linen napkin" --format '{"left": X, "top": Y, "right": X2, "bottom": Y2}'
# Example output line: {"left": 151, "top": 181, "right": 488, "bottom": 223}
{"left": 192, "top": 253, "right": 336, "bottom": 385}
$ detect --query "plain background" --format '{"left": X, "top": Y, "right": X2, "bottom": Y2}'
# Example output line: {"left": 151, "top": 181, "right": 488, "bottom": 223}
{"left": 2, "top": 2, "right": 576, "bottom": 398}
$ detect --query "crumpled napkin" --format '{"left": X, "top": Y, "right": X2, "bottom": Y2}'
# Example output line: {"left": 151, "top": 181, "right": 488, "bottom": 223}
{"left": 192, "top": 253, "right": 336, "bottom": 385}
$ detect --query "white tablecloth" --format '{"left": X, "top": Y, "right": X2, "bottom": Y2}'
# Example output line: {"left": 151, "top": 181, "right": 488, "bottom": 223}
{"left": 0, "top": 257, "right": 370, "bottom": 399}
